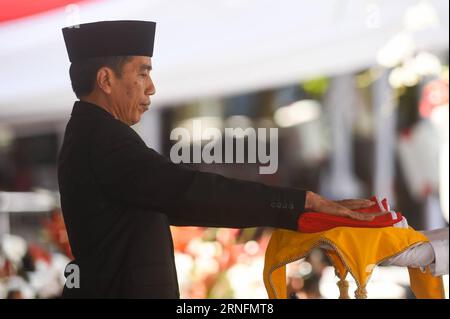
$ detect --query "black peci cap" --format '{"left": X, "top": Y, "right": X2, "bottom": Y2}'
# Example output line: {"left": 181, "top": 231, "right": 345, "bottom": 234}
{"left": 62, "top": 20, "right": 156, "bottom": 62}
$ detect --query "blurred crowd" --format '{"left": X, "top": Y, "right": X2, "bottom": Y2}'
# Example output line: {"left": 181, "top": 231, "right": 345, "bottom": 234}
{"left": 0, "top": 212, "right": 331, "bottom": 299}
{"left": 0, "top": 211, "right": 71, "bottom": 299}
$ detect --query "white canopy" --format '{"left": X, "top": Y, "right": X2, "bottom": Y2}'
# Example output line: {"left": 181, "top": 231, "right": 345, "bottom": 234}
{"left": 0, "top": 0, "right": 448, "bottom": 124}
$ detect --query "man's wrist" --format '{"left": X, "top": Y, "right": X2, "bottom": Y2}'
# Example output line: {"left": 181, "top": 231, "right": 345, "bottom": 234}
{"left": 305, "top": 191, "right": 316, "bottom": 211}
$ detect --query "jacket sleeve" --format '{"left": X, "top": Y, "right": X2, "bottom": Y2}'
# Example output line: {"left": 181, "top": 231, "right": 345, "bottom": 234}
{"left": 90, "top": 122, "right": 306, "bottom": 231}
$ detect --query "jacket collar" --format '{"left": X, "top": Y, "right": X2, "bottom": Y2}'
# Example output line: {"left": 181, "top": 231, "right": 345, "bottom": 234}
{"left": 71, "top": 100, "right": 115, "bottom": 120}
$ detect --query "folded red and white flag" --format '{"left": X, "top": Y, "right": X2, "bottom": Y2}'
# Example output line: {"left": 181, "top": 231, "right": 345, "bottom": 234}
{"left": 298, "top": 196, "right": 408, "bottom": 233}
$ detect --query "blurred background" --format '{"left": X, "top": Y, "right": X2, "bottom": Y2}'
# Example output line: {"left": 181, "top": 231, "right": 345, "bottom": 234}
{"left": 0, "top": 0, "right": 448, "bottom": 299}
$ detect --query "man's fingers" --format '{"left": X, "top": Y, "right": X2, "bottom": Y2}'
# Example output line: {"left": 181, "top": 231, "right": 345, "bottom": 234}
{"left": 347, "top": 211, "right": 376, "bottom": 221}
{"left": 335, "top": 199, "right": 375, "bottom": 210}
{"left": 349, "top": 210, "right": 390, "bottom": 221}
{"left": 365, "top": 211, "right": 390, "bottom": 217}
{"left": 355, "top": 199, "right": 376, "bottom": 208}
{"left": 337, "top": 199, "right": 373, "bottom": 204}
{"left": 322, "top": 208, "right": 388, "bottom": 221}
{"left": 327, "top": 204, "right": 371, "bottom": 221}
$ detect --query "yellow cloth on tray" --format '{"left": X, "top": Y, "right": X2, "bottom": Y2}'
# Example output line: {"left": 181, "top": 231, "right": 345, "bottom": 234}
{"left": 263, "top": 227, "right": 445, "bottom": 299}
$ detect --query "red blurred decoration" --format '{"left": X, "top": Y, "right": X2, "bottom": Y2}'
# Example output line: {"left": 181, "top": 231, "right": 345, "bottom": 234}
{"left": 0, "top": 0, "right": 92, "bottom": 23}
{"left": 0, "top": 259, "right": 15, "bottom": 278}
{"left": 400, "top": 127, "right": 413, "bottom": 140}
{"left": 44, "top": 210, "right": 73, "bottom": 259}
{"left": 28, "top": 244, "right": 52, "bottom": 265}
{"left": 171, "top": 226, "right": 205, "bottom": 253}
{"left": 419, "top": 79, "right": 449, "bottom": 118}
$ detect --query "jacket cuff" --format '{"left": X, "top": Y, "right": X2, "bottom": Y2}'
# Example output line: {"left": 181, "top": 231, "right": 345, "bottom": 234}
{"left": 269, "top": 187, "right": 306, "bottom": 231}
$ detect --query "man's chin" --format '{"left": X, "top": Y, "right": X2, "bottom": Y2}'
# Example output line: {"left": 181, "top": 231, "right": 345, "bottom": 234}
{"left": 130, "top": 116, "right": 141, "bottom": 126}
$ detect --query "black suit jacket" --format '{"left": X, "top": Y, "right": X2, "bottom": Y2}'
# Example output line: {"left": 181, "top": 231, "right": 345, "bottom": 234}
{"left": 57, "top": 101, "right": 306, "bottom": 298}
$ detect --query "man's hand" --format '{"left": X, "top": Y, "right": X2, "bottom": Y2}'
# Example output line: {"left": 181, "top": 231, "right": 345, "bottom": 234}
{"left": 333, "top": 199, "right": 375, "bottom": 210}
{"left": 305, "top": 191, "right": 387, "bottom": 221}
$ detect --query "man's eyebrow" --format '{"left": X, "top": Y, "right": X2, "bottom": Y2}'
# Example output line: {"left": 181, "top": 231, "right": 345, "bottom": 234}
{"left": 140, "top": 64, "right": 152, "bottom": 71}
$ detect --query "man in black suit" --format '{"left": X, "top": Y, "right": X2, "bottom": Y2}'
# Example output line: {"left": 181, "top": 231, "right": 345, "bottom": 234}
{"left": 59, "top": 20, "right": 378, "bottom": 298}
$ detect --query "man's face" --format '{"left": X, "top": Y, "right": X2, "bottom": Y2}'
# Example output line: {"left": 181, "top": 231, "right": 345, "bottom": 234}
{"left": 109, "top": 56, "right": 155, "bottom": 126}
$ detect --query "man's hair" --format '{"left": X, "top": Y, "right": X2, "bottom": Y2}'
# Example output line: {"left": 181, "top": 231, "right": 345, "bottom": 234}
{"left": 69, "top": 56, "right": 131, "bottom": 98}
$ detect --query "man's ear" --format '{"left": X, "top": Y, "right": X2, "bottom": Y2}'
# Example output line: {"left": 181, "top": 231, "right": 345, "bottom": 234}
{"left": 96, "top": 67, "right": 115, "bottom": 94}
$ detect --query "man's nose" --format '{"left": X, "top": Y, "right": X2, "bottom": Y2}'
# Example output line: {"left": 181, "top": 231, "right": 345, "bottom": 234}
{"left": 146, "top": 78, "right": 156, "bottom": 96}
